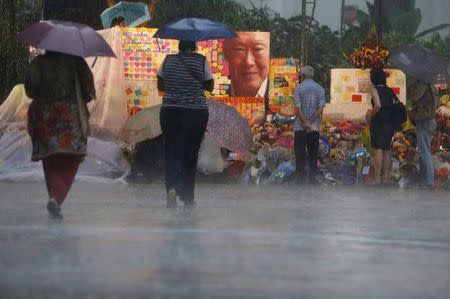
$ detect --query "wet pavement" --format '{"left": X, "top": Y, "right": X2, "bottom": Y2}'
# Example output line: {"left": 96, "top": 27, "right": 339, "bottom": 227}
{"left": 1, "top": 181, "right": 450, "bottom": 298}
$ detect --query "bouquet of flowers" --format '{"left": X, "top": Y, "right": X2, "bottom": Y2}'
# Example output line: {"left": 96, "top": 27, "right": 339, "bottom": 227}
{"left": 349, "top": 26, "right": 389, "bottom": 69}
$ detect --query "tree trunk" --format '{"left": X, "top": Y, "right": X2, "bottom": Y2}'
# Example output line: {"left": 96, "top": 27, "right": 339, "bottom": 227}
{"left": 374, "top": 0, "right": 383, "bottom": 39}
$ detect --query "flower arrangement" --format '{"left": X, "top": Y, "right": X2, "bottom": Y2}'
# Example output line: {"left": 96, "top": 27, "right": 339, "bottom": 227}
{"left": 349, "top": 26, "right": 389, "bottom": 69}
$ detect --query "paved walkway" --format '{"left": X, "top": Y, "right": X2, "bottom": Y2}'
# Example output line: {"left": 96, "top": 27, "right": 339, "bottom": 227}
{"left": 1, "top": 182, "right": 450, "bottom": 298}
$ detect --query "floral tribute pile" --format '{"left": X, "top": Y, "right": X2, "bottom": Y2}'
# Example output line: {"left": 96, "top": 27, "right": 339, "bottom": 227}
{"left": 349, "top": 26, "right": 389, "bottom": 69}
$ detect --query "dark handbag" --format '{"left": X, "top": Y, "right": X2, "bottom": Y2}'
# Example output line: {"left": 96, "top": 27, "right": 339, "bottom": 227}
{"left": 391, "top": 90, "right": 407, "bottom": 132}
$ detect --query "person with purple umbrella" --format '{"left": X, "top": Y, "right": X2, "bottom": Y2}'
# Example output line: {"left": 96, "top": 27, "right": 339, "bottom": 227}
{"left": 25, "top": 51, "right": 96, "bottom": 218}
{"left": 16, "top": 20, "right": 114, "bottom": 218}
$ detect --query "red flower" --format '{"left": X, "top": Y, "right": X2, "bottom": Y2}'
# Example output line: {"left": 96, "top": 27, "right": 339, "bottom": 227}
{"left": 58, "top": 130, "right": 73, "bottom": 149}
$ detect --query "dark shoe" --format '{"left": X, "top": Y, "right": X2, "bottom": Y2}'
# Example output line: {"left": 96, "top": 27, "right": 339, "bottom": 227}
{"left": 46, "top": 199, "right": 63, "bottom": 219}
{"left": 166, "top": 189, "right": 177, "bottom": 208}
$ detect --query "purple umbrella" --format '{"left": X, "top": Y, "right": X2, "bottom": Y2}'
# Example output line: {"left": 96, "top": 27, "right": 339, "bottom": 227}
{"left": 16, "top": 20, "right": 116, "bottom": 57}
{"left": 391, "top": 45, "right": 450, "bottom": 84}
{"left": 206, "top": 100, "right": 253, "bottom": 155}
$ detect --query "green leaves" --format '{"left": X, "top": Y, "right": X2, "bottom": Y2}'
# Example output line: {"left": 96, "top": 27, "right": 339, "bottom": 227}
{"left": 0, "top": 0, "right": 40, "bottom": 103}
{"left": 416, "top": 23, "right": 450, "bottom": 39}
{"left": 390, "top": 8, "right": 421, "bottom": 37}
{"left": 423, "top": 33, "right": 450, "bottom": 59}
{"left": 341, "top": 0, "right": 450, "bottom": 68}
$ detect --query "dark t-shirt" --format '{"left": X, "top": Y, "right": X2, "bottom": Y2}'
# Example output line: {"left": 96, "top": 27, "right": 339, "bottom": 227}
{"left": 371, "top": 85, "right": 394, "bottom": 124}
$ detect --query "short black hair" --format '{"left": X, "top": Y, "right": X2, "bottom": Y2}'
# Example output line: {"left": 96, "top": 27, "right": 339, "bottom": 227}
{"left": 178, "top": 40, "right": 196, "bottom": 52}
{"left": 370, "top": 68, "right": 387, "bottom": 86}
{"left": 110, "top": 16, "right": 125, "bottom": 27}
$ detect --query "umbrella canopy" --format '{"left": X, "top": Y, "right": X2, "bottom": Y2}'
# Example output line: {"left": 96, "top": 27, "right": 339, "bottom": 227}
{"left": 16, "top": 20, "right": 116, "bottom": 57}
{"left": 391, "top": 45, "right": 450, "bottom": 84}
{"left": 118, "top": 105, "right": 162, "bottom": 144}
{"left": 100, "top": 1, "right": 150, "bottom": 29}
{"left": 118, "top": 101, "right": 253, "bottom": 154}
{"left": 206, "top": 100, "right": 253, "bottom": 154}
{"left": 153, "top": 18, "right": 237, "bottom": 41}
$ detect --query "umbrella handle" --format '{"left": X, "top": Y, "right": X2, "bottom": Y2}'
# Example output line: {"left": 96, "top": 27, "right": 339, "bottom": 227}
{"left": 41, "top": 0, "right": 46, "bottom": 20}
{"left": 157, "top": 37, "right": 161, "bottom": 52}
{"left": 91, "top": 57, "right": 98, "bottom": 68}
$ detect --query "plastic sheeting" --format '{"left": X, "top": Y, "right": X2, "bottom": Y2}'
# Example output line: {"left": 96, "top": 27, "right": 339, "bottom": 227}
{"left": 0, "top": 124, "right": 129, "bottom": 183}
{"left": 85, "top": 27, "right": 162, "bottom": 138}
{"left": 85, "top": 27, "right": 129, "bottom": 138}
{"left": 0, "top": 86, "right": 130, "bottom": 183}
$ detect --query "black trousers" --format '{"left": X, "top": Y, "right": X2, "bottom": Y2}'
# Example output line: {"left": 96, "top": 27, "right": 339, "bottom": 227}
{"left": 294, "top": 130, "right": 320, "bottom": 179}
{"left": 160, "top": 106, "right": 208, "bottom": 203}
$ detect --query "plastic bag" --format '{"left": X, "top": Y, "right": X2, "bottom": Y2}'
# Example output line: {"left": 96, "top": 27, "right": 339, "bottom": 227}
{"left": 318, "top": 137, "right": 330, "bottom": 158}
{"left": 197, "top": 132, "right": 225, "bottom": 175}
{"left": 273, "top": 114, "right": 296, "bottom": 125}
{"left": 348, "top": 147, "right": 370, "bottom": 163}
{"left": 270, "top": 160, "right": 296, "bottom": 184}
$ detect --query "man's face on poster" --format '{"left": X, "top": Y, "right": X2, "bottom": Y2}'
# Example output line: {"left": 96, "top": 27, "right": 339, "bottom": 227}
{"left": 224, "top": 32, "right": 270, "bottom": 97}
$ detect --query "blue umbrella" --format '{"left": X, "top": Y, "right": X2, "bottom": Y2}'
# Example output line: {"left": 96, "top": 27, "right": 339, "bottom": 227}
{"left": 391, "top": 45, "right": 450, "bottom": 84}
{"left": 153, "top": 18, "right": 237, "bottom": 41}
{"left": 100, "top": 1, "right": 150, "bottom": 29}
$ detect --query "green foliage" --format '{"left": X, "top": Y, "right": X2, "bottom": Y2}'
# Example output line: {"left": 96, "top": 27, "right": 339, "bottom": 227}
{"left": 0, "top": 0, "right": 40, "bottom": 103}
{"left": 423, "top": 33, "right": 450, "bottom": 59}
{"left": 382, "top": 30, "right": 419, "bottom": 50}
{"left": 341, "top": 0, "right": 450, "bottom": 57}
{"left": 307, "top": 24, "right": 350, "bottom": 97}
{"left": 43, "top": 0, "right": 109, "bottom": 30}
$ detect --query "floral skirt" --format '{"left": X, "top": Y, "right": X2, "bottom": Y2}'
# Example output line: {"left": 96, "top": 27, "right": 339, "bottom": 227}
{"left": 27, "top": 100, "right": 87, "bottom": 161}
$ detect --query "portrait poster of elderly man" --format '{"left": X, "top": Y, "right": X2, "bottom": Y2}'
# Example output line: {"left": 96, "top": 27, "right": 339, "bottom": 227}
{"left": 223, "top": 31, "right": 270, "bottom": 99}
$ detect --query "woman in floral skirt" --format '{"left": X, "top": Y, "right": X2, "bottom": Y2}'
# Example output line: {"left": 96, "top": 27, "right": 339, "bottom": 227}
{"left": 25, "top": 51, "right": 95, "bottom": 218}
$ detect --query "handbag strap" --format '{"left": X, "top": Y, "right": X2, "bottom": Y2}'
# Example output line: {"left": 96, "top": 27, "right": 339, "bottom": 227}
{"left": 390, "top": 88, "right": 400, "bottom": 104}
{"left": 75, "top": 74, "right": 90, "bottom": 138}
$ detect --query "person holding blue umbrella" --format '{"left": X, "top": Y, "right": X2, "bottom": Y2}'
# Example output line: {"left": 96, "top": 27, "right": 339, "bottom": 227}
{"left": 110, "top": 16, "right": 126, "bottom": 28}
{"left": 155, "top": 18, "right": 236, "bottom": 208}
{"left": 101, "top": 1, "right": 150, "bottom": 29}
{"left": 157, "top": 40, "right": 214, "bottom": 208}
